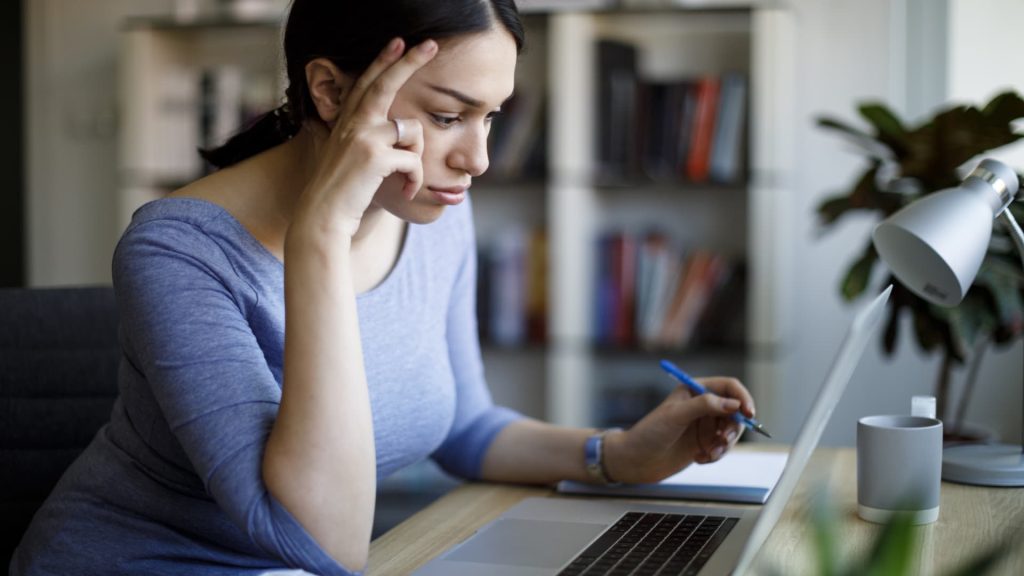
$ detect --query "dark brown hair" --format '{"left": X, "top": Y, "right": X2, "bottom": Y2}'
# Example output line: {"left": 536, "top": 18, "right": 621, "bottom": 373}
{"left": 200, "top": 0, "right": 525, "bottom": 169}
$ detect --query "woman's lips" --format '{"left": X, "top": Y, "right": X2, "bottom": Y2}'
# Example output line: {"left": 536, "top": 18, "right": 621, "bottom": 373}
{"left": 427, "top": 186, "right": 468, "bottom": 205}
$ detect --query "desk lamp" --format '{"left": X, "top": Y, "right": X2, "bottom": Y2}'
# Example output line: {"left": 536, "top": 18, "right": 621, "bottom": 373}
{"left": 873, "top": 158, "right": 1024, "bottom": 486}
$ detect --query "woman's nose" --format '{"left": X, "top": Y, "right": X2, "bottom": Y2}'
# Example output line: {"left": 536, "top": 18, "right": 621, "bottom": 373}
{"left": 450, "top": 126, "right": 490, "bottom": 177}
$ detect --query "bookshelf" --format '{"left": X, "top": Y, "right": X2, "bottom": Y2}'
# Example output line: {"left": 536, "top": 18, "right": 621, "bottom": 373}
{"left": 530, "top": 6, "right": 793, "bottom": 428}
{"left": 116, "top": 1, "right": 794, "bottom": 430}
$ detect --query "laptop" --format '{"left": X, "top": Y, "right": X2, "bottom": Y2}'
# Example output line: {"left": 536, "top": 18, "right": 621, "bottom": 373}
{"left": 414, "top": 286, "right": 891, "bottom": 576}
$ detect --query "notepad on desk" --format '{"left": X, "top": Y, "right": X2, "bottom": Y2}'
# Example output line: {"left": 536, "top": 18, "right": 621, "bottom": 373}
{"left": 557, "top": 451, "right": 788, "bottom": 504}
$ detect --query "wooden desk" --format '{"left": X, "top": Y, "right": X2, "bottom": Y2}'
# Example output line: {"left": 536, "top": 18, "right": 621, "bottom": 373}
{"left": 368, "top": 447, "right": 1024, "bottom": 575}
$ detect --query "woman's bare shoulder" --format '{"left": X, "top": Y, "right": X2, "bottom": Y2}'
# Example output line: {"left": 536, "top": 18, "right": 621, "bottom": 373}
{"left": 167, "top": 169, "right": 234, "bottom": 206}
{"left": 167, "top": 162, "right": 287, "bottom": 260}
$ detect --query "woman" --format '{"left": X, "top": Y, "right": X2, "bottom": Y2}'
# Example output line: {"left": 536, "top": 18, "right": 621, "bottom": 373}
{"left": 11, "top": 1, "right": 756, "bottom": 574}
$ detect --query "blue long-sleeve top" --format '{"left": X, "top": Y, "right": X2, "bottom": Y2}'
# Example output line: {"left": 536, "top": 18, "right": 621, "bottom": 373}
{"left": 11, "top": 197, "right": 522, "bottom": 576}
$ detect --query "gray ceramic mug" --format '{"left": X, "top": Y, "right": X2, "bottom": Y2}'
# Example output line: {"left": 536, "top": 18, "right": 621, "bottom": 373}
{"left": 857, "top": 415, "right": 943, "bottom": 525}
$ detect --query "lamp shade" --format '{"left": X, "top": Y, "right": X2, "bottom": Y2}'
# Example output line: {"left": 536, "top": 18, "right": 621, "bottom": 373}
{"left": 872, "top": 186, "right": 993, "bottom": 306}
{"left": 872, "top": 158, "right": 1020, "bottom": 307}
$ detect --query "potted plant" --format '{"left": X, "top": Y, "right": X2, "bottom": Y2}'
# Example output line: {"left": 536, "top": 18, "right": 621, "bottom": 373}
{"left": 815, "top": 90, "right": 1024, "bottom": 440}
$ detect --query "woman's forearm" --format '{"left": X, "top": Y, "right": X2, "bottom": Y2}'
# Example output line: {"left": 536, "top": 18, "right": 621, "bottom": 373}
{"left": 263, "top": 227, "right": 376, "bottom": 571}
{"left": 482, "top": 381, "right": 753, "bottom": 489}
{"left": 479, "top": 419, "right": 600, "bottom": 485}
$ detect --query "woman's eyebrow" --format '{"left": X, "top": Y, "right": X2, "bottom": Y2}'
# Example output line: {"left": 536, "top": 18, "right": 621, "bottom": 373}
{"left": 428, "top": 84, "right": 511, "bottom": 110}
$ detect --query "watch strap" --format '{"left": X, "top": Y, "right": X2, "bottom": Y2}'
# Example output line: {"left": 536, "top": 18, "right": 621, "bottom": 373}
{"left": 584, "top": 428, "right": 622, "bottom": 486}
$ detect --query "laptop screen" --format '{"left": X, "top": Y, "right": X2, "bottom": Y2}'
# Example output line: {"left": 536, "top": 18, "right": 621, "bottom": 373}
{"left": 732, "top": 285, "right": 891, "bottom": 574}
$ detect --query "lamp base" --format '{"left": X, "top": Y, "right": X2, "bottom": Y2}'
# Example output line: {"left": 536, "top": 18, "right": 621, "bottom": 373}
{"left": 941, "top": 443, "right": 1024, "bottom": 487}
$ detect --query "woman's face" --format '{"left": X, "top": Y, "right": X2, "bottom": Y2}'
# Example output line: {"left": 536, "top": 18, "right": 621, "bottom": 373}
{"left": 374, "top": 27, "right": 518, "bottom": 223}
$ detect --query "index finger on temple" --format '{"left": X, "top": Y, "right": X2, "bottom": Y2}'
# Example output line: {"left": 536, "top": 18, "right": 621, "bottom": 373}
{"left": 356, "top": 39, "right": 438, "bottom": 120}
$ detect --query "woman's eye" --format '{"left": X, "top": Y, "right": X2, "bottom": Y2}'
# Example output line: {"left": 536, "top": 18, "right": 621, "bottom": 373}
{"left": 485, "top": 110, "right": 503, "bottom": 123}
{"left": 430, "top": 114, "right": 460, "bottom": 127}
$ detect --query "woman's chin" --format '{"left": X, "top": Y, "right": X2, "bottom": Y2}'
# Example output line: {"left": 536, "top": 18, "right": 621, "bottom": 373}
{"left": 399, "top": 200, "right": 447, "bottom": 225}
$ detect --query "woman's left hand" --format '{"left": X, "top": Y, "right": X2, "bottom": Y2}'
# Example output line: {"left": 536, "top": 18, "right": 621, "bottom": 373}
{"left": 602, "top": 377, "right": 755, "bottom": 484}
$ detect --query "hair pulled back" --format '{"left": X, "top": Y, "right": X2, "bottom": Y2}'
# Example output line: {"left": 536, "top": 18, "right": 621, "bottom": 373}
{"left": 200, "top": 0, "right": 524, "bottom": 169}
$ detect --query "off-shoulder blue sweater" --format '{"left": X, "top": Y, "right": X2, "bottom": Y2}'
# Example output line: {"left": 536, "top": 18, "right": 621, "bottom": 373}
{"left": 11, "top": 197, "right": 521, "bottom": 576}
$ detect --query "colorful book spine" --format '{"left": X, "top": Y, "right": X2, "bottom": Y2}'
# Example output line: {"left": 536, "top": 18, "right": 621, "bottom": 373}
{"left": 685, "top": 76, "right": 721, "bottom": 183}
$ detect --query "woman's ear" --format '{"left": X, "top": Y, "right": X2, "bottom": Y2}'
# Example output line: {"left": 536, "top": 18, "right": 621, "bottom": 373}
{"left": 304, "top": 58, "right": 354, "bottom": 124}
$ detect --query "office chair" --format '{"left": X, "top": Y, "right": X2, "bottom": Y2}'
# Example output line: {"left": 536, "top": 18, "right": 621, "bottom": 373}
{"left": 0, "top": 286, "right": 120, "bottom": 569}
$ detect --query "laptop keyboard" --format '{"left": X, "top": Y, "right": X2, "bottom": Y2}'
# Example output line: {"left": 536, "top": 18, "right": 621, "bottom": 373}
{"left": 556, "top": 511, "right": 738, "bottom": 576}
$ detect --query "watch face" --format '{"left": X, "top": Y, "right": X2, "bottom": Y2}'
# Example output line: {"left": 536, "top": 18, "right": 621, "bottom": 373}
{"left": 585, "top": 433, "right": 610, "bottom": 484}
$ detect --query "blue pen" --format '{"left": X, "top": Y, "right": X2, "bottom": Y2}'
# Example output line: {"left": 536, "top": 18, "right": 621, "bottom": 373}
{"left": 660, "top": 359, "right": 771, "bottom": 438}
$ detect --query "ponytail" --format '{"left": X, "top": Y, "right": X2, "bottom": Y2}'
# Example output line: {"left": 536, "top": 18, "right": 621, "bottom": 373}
{"left": 199, "top": 104, "right": 301, "bottom": 170}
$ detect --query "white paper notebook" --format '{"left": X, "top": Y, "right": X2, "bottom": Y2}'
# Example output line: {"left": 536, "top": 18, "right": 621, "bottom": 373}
{"left": 556, "top": 451, "right": 788, "bottom": 504}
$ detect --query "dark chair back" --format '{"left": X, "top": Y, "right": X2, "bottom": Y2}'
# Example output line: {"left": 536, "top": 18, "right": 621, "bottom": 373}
{"left": 0, "top": 287, "right": 120, "bottom": 568}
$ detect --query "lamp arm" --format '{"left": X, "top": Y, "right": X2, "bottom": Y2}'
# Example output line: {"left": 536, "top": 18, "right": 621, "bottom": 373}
{"left": 998, "top": 209, "right": 1024, "bottom": 268}
{"left": 997, "top": 209, "right": 1024, "bottom": 453}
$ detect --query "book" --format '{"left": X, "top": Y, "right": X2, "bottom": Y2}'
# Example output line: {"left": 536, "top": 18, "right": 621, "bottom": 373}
{"left": 641, "top": 81, "right": 689, "bottom": 181}
{"left": 611, "top": 233, "right": 637, "bottom": 346}
{"left": 490, "top": 89, "right": 545, "bottom": 179}
{"left": 594, "top": 234, "right": 615, "bottom": 345}
{"left": 556, "top": 451, "right": 788, "bottom": 505}
{"left": 709, "top": 72, "right": 748, "bottom": 184}
{"left": 596, "top": 39, "right": 639, "bottom": 179}
{"left": 487, "top": 228, "right": 527, "bottom": 346}
{"left": 637, "top": 234, "right": 682, "bottom": 348}
{"left": 684, "top": 76, "right": 721, "bottom": 182}
{"left": 695, "top": 259, "right": 746, "bottom": 347}
{"left": 663, "top": 250, "right": 729, "bottom": 348}
{"left": 525, "top": 229, "right": 548, "bottom": 343}
{"left": 657, "top": 250, "right": 710, "bottom": 347}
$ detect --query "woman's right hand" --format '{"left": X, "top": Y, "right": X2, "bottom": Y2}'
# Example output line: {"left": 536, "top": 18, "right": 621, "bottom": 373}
{"left": 293, "top": 37, "right": 438, "bottom": 239}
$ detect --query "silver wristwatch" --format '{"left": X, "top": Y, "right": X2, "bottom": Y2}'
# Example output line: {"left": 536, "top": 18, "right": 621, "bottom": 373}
{"left": 584, "top": 428, "right": 622, "bottom": 486}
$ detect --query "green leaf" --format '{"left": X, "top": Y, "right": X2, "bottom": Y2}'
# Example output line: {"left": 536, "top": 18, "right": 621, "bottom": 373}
{"left": 817, "top": 117, "right": 876, "bottom": 141}
{"left": 847, "top": 166, "right": 882, "bottom": 209}
{"left": 817, "top": 118, "right": 895, "bottom": 160}
{"left": 978, "top": 260, "right": 1023, "bottom": 320}
{"left": 940, "top": 294, "right": 994, "bottom": 360}
{"left": 974, "top": 259, "right": 1024, "bottom": 343}
{"left": 979, "top": 253, "right": 1024, "bottom": 284}
{"left": 881, "top": 281, "right": 916, "bottom": 357}
{"left": 817, "top": 195, "right": 853, "bottom": 225}
{"left": 882, "top": 302, "right": 900, "bottom": 356}
{"left": 816, "top": 164, "right": 901, "bottom": 227}
{"left": 980, "top": 90, "right": 1024, "bottom": 127}
{"left": 861, "top": 511, "right": 918, "bottom": 576}
{"left": 858, "top": 103, "right": 908, "bottom": 151}
{"left": 929, "top": 105, "right": 1021, "bottom": 170}
{"left": 811, "top": 488, "right": 839, "bottom": 576}
{"left": 898, "top": 94, "right": 1022, "bottom": 186}
{"left": 912, "top": 304, "right": 955, "bottom": 358}
{"left": 840, "top": 246, "right": 878, "bottom": 301}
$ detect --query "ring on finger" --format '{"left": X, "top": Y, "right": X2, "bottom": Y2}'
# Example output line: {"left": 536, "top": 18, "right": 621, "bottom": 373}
{"left": 392, "top": 118, "right": 405, "bottom": 145}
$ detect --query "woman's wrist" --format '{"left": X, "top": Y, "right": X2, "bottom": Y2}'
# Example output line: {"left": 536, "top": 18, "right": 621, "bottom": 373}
{"left": 582, "top": 429, "right": 616, "bottom": 485}
{"left": 285, "top": 215, "right": 354, "bottom": 259}
{"left": 594, "top": 428, "right": 629, "bottom": 485}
